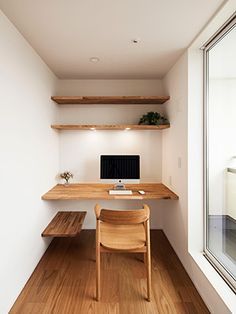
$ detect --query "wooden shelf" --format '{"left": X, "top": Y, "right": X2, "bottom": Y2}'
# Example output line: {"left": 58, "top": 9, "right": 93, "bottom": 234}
{"left": 51, "top": 124, "right": 170, "bottom": 130}
{"left": 41, "top": 211, "right": 87, "bottom": 237}
{"left": 51, "top": 96, "right": 170, "bottom": 105}
{"left": 42, "top": 183, "right": 179, "bottom": 201}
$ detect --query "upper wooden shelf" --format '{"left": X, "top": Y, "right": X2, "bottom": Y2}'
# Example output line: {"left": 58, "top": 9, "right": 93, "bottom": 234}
{"left": 51, "top": 96, "right": 170, "bottom": 105}
{"left": 51, "top": 124, "right": 170, "bottom": 130}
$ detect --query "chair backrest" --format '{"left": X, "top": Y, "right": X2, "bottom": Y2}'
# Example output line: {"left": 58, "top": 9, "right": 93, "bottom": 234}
{"left": 95, "top": 204, "right": 150, "bottom": 225}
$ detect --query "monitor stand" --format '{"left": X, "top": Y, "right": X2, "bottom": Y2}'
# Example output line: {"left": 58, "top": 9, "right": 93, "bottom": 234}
{"left": 114, "top": 180, "right": 126, "bottom": 190}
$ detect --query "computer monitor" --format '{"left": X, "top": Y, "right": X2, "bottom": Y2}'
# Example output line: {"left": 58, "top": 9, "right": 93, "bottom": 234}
{"left": 100, "top": 155, "right": 140, "bottom": 180}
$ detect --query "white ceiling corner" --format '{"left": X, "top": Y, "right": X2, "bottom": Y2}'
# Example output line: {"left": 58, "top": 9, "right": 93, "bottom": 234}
{"left": 0, "top": 0, "right": 225, "bottom": 79}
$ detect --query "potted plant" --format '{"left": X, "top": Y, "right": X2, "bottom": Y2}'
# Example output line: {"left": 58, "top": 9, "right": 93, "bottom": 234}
{"left": 60, "top": 171, "right": 73, "bottom": 185}
{"left": 139, "top": 111, "right": 169, "bottom": 125}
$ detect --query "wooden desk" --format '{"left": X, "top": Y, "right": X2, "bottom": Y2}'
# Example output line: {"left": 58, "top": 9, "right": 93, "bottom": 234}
{"left": 42, "top": 183, "right": 178, "bottom": 200}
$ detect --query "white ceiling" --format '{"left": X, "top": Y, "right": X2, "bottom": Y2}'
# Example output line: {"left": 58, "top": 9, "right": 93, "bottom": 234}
{"left": 0, "top": 0, "right": 225, "bottom": 79}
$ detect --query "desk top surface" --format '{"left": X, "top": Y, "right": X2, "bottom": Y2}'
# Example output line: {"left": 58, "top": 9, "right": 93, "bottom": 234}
{"left": 42, "top": 183, "right": 178, "bottom": 200}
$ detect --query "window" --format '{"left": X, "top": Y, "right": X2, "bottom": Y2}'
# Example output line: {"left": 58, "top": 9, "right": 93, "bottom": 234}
{"left": 204, "top": 14, "right": 236, "bottom": 291}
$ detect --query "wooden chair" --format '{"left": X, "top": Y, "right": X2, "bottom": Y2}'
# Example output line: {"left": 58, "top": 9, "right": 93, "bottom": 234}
{"left": 94, "top": 204, "right": 151, "bottom": 301}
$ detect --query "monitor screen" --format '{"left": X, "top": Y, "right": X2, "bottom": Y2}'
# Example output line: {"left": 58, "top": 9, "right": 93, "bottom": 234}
{"left": 100, "top": 155, "right": 140, "bottom": 179}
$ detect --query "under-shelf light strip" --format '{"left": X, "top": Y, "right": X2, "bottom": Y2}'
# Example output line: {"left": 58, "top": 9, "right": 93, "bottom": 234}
{"left": 89, "top": 127, "right": 131, "bottom": 131}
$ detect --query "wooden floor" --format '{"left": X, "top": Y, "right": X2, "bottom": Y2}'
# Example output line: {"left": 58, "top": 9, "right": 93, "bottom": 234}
{"left": 10, "top": 230, "right": 209, "bottom": 314}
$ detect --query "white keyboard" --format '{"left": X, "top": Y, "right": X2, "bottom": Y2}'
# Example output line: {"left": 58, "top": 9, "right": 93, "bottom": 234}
{"left": 109, "top": 190, "right": 133, "bottom": 195}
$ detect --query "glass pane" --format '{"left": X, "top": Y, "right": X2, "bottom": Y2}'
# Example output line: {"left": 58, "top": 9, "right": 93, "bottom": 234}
{"left": 207, "top": 25, "right": 236, "bottom": 281}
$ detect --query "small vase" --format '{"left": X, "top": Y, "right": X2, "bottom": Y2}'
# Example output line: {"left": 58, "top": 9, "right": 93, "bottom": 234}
{"left": 64, "top": 180, "right": 70, "bottom": 186}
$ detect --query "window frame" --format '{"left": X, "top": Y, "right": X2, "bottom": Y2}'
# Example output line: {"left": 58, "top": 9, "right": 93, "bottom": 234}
{"left": 203, "top": 13, "right": 236, "bottom": 293}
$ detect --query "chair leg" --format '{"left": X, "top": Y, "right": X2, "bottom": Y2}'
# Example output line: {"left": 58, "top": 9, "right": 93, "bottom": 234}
{"left": 96, "top": 246, "right": 101, "bottom": 301}
{"left": 146, "top": 249, "right": 151, "bottom": 301}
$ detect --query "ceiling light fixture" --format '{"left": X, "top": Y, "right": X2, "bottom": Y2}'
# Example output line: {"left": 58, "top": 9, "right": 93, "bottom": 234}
{"left": 125, "top": 127, "right": 131, "bottom": 130}
{"left": 132, "top": 38, "right": 140, "bottom": 44}
{"left": 90, "top": 127, "right": 96, "bottom": 131}
{"left": 89, "top": 57, "right": 100, "bottom": 63}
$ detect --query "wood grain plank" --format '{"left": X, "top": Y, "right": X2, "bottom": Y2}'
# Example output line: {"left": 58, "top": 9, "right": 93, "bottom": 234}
{"left": 41, "top": 183, "right": 179, "bottom": 201}
{"left": 51, "top": 96, "right": 170, "bottom": 105}
{"left": 41, "top": 211, "right": 86, "bottom": 237}
{"left": 51, "top": 124, "right": 170, "bottom": 130}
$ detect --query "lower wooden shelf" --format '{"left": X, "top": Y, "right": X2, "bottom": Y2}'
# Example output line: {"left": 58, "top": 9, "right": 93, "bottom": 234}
{"left": 51, "top": 124, "right": 170, "bottom": 130}
{"left": 41, "top": 211, "right": 87, "bottom": 237}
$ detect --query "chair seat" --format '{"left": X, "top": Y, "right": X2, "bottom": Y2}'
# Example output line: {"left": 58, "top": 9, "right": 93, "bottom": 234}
{"left": 100, "top": 222, "right": 146, "bottom": 251}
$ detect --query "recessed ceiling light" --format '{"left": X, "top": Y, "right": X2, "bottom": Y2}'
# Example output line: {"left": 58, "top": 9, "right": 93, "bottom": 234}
{"left": 125, "top": 127, "right": 131, "bottom": 130}
{"left": 132, "top": 38, "right": 141, "bottom": 44}
{"left": 90, "top": 127, "right": 96, "bottom": 131}
{"left": 90, "top": 57, "right": 100, "bottom": 63}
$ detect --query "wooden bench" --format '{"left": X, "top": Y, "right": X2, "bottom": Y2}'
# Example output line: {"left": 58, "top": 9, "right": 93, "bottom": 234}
{"left": 41, "top": 211, "right": 86, "bottom": 237}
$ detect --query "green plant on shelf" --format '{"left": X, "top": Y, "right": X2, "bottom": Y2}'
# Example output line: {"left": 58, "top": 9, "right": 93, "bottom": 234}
{"left": 139, "top": 112, "right": 169, "bottom": 125}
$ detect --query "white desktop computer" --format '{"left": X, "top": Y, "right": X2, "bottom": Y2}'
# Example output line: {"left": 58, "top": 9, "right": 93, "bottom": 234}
{"left": 100, "top": 155, "right": 140, "bottom": 195}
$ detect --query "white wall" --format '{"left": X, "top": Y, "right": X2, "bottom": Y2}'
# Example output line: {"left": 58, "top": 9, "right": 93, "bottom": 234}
{"left": 162, "top": 52, "right": 188, "bottom": 263}
{"left": 161, "top": 1, "right": 236, "bottom": 313}
{"left": 0, "top": 11, "right": 59, "bottom": 314}
{"left": 56, "top": 79, "right": 164, "bottom": 96}
{"left": 59, "top": 131, "right": 161, "bottom": 183}
{"left": 52, "top": 79, "right": 167, "bottom": 229}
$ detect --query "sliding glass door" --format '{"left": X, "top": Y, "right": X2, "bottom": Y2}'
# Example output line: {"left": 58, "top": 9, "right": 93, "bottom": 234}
{"left": 204, "top": 15, "right": 236, "bottom": 291}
